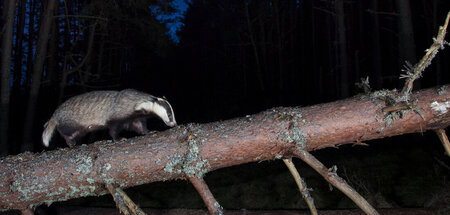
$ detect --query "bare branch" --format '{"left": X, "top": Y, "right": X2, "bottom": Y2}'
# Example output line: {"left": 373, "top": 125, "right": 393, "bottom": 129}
{"left": 106, "top": 184, "right": 147, "bottom": 215}
{"left": 188, "top": 177, "right": 223, "bottom": 215}
{"left": 293, "top": 150, "right": 379, "bottom": 215}
{"left": 434, "top": 129, "right": 450, "bottom": 156}
{"left": 400, "top": 12, "right": 450, "bottom": 100}
{"left": 283, "top": 158, "right": 317, "bottom": 215}
{"left": 434, "top": 157, "right": 450, "bottom": 170}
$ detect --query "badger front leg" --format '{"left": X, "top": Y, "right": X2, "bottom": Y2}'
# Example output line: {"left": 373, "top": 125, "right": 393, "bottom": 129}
{"left": 129, "top": 118, "right": 149, "bottom": 135}
{"left": 108, "top": 118, "right": 150, "bottom": 142}
{"left": 108, "top": 122, "right": 123, "bottom": 141}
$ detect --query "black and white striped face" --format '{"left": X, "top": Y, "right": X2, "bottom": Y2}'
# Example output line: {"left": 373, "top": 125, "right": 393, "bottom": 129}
{"left": 135, "top": 98, "right": 177, "bottom": 127}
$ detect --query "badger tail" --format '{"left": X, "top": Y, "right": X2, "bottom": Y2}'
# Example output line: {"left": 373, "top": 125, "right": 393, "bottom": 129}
{"left": 42, "top": 117, "right": 57, "bottom": 147}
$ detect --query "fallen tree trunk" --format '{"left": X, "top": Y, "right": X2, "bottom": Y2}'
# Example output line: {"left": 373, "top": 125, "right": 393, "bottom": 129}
{"left": 1, "top": 85, "right": 449, "bottom": 211}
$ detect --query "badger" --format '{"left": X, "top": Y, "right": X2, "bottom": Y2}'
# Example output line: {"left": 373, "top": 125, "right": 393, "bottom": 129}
{"left": 42, "top": 89, "right": 177, "bottom": 147}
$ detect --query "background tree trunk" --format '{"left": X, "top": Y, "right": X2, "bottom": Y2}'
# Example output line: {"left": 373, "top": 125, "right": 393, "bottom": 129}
{"left": 46, "top": 1, "right": 60, "bottom": 87}
{"left": 25, "top": 0, "right": 36, "bottom": 93}
{"left": 245, "top": 3, "right": 265, "bottom": 92}
{"left": 273, "top": 0, "right": 284, "bottom": 92}
{"left": 13, "top": 0, "right": 27, "bottom": 92}
{"left": 431, "top": 0, "right": 442, "bottom": 85}
{"left": 22, "top": 0, "right": 57, "bottom": 152}
{"left": 335, "top": 0, "right": 349, "bottom": 98}
{"left": 370, "top": 0, "right": 383, "bottom": 89}
{"left": 0, "top": 0, "right": 17, "bottom": 156}
{"left": 396, "top": 0, "right": 417, "bottom": 87}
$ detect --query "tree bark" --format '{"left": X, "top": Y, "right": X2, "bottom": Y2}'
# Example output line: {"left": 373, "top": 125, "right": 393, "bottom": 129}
{"left": 0, "top": 0, "right": 17, "bottom": 156}
{"left": 0, "top": 85, "right": 449, "bottom": 211}
{"left": 22, "top": 0, "right": 58, "bottom": 151}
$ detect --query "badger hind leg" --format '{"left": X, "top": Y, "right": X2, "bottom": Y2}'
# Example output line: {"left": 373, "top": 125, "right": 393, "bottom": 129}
{"left": 57, "top": 124, "right": 84, "bottom": 147}
{"left": 62, "top": 134, "right": 77, "bottom": 148}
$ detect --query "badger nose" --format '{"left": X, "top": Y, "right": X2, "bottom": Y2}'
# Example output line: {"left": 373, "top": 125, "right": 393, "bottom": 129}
{"left": 167, "top": 121, "right": 177, "bottom": 127}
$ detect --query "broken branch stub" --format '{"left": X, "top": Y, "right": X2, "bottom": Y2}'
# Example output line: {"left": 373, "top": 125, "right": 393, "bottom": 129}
{"left": 0, "top": 85, "right": 449, "bottom": 211}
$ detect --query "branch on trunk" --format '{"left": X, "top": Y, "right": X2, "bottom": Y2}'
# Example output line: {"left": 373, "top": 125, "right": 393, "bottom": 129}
{"left": 293, "top": 150, "right": 379, "bottom": 215}
{"left": 434, "top": 128, "right": 450, "bottom": 156}
{"left": 106, "top": 184, "right": 147, "bottom": 215}
{"left": 0, "top": 85, "right": 449, "bottom": 212}
{"left": 283, "top": 158, "right": 317, "bottom": 215}
{"left": 188, "top": 177, "right": 223, "bottom": 215}
{"left": 400, "top": 11, "right": 450, "bottom": 100}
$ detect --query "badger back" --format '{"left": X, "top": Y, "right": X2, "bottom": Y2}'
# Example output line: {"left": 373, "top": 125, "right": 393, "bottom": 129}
{"left": 53, "top": 91, "right": 120, "bottom": 127}
{"left": 107, "top": 89, "right": 156, "bottom": 120}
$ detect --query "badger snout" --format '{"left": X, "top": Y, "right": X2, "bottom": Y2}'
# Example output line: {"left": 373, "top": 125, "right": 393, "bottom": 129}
{"left": 166, "top": 121, "right": 177, "bottom": 127}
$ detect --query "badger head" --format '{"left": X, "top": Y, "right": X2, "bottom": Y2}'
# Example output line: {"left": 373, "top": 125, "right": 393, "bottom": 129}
{"left": 135, "top": 97, "right": 177, "bottom": 127}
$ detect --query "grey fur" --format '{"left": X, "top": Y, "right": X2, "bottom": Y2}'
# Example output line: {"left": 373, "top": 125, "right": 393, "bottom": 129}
{"left": 42, "top": 89, "right": 177, "bottom": 147}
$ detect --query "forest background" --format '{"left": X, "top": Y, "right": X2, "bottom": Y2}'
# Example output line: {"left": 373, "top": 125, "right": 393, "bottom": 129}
{"left": 0, "top": 0, "right": 449, "bottom": 212}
